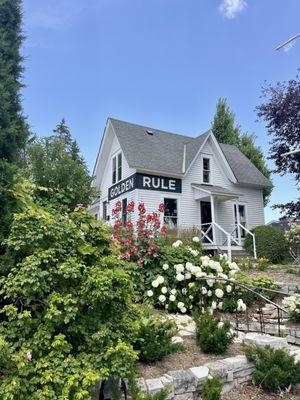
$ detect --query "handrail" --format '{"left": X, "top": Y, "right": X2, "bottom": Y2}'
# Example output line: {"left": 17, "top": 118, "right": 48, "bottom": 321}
{"left": 238, "top": 222, "right": 257, "bottom": 259}
{"left": 212, "top": 222, "right": 233, "bottom": 262}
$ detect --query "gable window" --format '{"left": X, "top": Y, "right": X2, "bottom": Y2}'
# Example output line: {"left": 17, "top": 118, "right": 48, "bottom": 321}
{"left": 164, "top": 198, "right": 178, "bottom": 227}
{"left": 117, "top": 153, "right": 122, "bottom": 181}
{"left": 112, "top": 152, "right": 122, "bottom": 184}
{"left": 202, "top": 157, "right": 211, "bottom": 184}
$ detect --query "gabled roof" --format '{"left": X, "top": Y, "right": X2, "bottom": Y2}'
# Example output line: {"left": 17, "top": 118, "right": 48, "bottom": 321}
{"left": 108, "top": 118, "right": 272, "bottom": 188}
{"left": 220, "top": 143, "right": 272, "bottom": 188}
{"left": 110, "top": 118, "right": 209, "bottom": 175}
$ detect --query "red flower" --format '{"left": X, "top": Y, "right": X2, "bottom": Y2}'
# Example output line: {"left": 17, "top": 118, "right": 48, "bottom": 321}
{"left": 159, "top": 203, "right": 165, "bottom": 212}
{"left": 146, "top": 214, "right": 152, "bottom": 223}
{"left": 161, "top": 226, "right": 167, "bottom": 236}
{"left": 137, "top": 258, "right": 145, "bottom": 265}
{"left": 126, "top": 220, "right": 133, "bottom": 229}
{"left": 138, "top": 203, "right": 146, "bottom": 214}
{"left": 154, "top": 219, "right": 161, "bottom": 228}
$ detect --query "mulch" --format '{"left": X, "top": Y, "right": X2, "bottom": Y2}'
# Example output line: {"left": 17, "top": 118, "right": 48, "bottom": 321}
{"left": 136, "top": 337, "right": 243, "bottom": 379}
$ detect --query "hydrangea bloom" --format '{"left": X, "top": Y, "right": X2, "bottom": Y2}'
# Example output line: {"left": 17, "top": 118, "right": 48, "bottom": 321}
{"left": 162, "top": 263, "right": 169, "bottom": 270}
{"left": 147, "top": 290, "right": 153, "bottom": 297}
{"left": 192, "top": 236, "right": 200, "bottom": 243}
{"left": 169, "top": 294, "right": 176, "bottom": 302}
{"left": 161, "top": 287, "right": 167, "bottom": 294}
{"left": 215, "top": 288, "right": 224, "bottom": 298}
{"left": 159, "top": 294, "right": 166, "bottom": 303}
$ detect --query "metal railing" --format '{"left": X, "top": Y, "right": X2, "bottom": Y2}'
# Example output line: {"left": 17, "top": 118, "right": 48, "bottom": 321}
{"left": 197, "top": 276, "right": 297, "bottom": 338}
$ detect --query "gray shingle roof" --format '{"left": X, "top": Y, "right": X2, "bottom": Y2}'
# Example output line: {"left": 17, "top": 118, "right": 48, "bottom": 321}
{"left": 220, "top": 143, "right": 272, "bottom": 188}
{"left": 109, "top": 118, "right": 272, "bottom": 188}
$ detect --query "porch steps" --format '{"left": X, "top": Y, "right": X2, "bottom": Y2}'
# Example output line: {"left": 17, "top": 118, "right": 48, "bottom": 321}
{"left": 204, "top": 248, "right": 252, "bottom": 260}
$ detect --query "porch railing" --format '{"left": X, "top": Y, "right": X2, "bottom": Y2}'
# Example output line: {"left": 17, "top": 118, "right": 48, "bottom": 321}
{"left": 197, "top": 223, "right": 256, "bottom": 262}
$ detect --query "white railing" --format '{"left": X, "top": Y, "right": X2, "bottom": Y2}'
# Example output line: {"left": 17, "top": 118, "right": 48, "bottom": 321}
{"left": 237, "top": 222, "right": 257, "bottom": 259}
{"left": 177, "top": 222, "right": 257, "bottom": 263}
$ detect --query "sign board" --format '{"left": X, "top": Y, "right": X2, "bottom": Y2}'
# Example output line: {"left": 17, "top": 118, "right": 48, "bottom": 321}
{"left": 108, "top": 173, "right": 182, "bottom": 201}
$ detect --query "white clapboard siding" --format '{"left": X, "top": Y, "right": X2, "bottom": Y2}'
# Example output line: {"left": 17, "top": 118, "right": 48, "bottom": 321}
{"left": 94, "top": 127, "right": 266, "bottom": 236}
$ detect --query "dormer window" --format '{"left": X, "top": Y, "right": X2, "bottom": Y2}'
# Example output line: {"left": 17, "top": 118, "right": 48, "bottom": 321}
{"left": 202, "top": 156, "right": 211, "bottom": 184}
{"left": 112, "top": 152, "right": 122, "bottom": 184}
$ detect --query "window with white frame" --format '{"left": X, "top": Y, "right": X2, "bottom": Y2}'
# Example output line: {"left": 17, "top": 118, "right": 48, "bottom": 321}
{"left": 164, "top": 198, "right": 178, "bottom": 227}
{"left": 202, "top": 156, "right": 211, "bottom": 184}
{"left": 112, "top": 152, "right": 122, "bottom": 184}
{"left": 234, "top": 203, "right": 247, "bottom": 238}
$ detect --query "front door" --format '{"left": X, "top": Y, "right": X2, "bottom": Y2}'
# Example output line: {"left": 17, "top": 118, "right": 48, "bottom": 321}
{"left": 200, "top": 201, "right": 213, "bottom": 242}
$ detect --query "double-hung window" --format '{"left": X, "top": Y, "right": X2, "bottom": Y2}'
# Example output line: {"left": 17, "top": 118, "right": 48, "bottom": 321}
{"left": 112, "top": 152, "right": 122, "bottom": 184}
{"left": 164, "top": 198, "right": 178, "bottom": 227}
{"left": 202, "top": 157, "right": 211, "bottom": 184}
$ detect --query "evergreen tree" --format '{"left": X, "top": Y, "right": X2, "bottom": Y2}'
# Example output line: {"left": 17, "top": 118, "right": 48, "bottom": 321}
{"left": 211, "top": 98, "right": 272, "bottom": 204}
{"left": 211, "top": 98, "right": 240, "bottom": 145}
{"left": 0, "top": 0, "right": 29, "bottom": 241}
{"left": 27, "top": 119, "right": 97, "bottom": 209}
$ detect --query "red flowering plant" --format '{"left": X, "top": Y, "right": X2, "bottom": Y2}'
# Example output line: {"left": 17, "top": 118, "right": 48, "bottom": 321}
{"left": 111, "top": 200, "right": 167, "bottom": 266}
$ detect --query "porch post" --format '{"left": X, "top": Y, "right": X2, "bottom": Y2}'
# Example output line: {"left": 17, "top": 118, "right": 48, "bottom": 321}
{"left": 210, "top": 194, "right": 216, "bottom": 245}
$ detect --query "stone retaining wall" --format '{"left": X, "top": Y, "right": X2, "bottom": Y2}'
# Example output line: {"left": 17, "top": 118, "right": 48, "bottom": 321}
{"left": 135, "top": 355, "right": 254, "bottom": 400}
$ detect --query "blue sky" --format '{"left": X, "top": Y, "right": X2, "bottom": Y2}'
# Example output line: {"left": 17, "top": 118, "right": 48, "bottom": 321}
{"left": 21, "top": 0, "right": 299, "bottom": 222}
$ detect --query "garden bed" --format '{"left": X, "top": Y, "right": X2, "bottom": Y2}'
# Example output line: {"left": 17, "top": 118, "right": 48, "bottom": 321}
{"left": 220, "top": 383, "right": 300, "bottom": 400}
{"left": 137, "top": 337, "right": 243, "bottom": 379}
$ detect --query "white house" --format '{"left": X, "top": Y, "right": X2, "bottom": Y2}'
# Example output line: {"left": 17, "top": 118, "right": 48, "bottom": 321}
{"left": 90, "top": 118, "right": 272, "bottom": 259}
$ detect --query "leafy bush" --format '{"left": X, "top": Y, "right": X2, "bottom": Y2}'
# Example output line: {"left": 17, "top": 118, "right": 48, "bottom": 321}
{"left": 134, "top": 315, "right": 181, "bottom": 362}
{"left": 202, "top": 377, "right": 222, "bottom": 400}
{"left": 195, "top": 311, "right": 234, "bottom": 354}
{"left": 282, "top": 295, "right": 300, "bottom": 321}
{"left": 0, "top": 180, "right": 140, "bottom": 399}
{"left": 245, "top": 345, "right": 300, "bottom": 392}
{"left": 145, "top": 249, "right": 242, "bottom": 314}
{"left": 223, "top": 272, "right": 276, "bottom": 312}
{"left": 245, "top": 225, "right": 289, "bottom": 264}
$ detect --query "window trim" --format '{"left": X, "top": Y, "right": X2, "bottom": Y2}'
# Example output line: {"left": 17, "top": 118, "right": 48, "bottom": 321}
{"left": 112, "top": 151, "right": 122, "bottom": 184}
{"left": 161, "top": 194, "right": 181, "bottom": 227}
{"left": 201, "top": 154, "right": 213, "bottom": 185}
{"left": 234, "top": 202, "right": 248, "bottom": 239}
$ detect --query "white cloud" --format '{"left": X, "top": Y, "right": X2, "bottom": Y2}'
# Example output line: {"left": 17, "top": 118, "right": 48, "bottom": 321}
{"left": 219, "top": 0, "right": 247, "bottom": 19}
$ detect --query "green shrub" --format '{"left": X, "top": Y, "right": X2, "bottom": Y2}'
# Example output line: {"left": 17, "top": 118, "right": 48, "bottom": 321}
{"left": 134, "top": 315, "right": 182, "bottom": 362}
{"left": 222, "top": 272, "right": 276, "bottom": 312}
{"left": 245, "top": 225, "right": 289, "bottom": 264}
{"left": 0, "top": 180, "right": 140, "bottom": 399}
{"left": 195, "top": 311, "right": 234, "bottom": 354}
{"left": 245, "top": 345, "right": 300, "bottom": 392}
{"left": 202, "top": 377, "right": 222, "bottom": 400}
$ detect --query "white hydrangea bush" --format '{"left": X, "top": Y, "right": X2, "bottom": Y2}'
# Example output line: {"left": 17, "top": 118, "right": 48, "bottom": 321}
{"left": 146, "top": 239, "right": 245, "bottom": 314}
{"left": 282, "top": 295, "right": 300, "bottom": 321}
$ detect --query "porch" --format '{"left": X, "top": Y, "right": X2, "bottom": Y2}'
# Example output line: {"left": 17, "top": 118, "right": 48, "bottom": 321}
{"left": 190, "top": 184, "right": 257, "bottom": 262}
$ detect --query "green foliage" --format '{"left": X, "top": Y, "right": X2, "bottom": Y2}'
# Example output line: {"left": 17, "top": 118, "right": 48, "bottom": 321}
{"left": 0, "top": 0, "right": 29, "bottom": 240}
{"left": 195, "top": 311, "right": 234, "bottom": 355}
{"left": 26, "top": 119, "right": 97, "bottom": 209}
{"left": 245, "top": 225, "right": 289, "bottom": 264}
{"left": 202, "top": 377, "right": 222, "bottom": 400}
{"left": 211, "top": 98, "right": 272, "bottom": 204}
{"left": 212, "top": 98, "right": 239, "bottom": 145}
{"left": 134, "top": 314, "right": 181, "bottom": 362}
{"left": 0, "top": 180, "right": 139, "bottom": 399}
{"left": 245, "top": 345, "right": 300, "bottom": 392}
{"left": 223, "top": 272, "right": 276, "bottom": 312}
{"left": 143, "top": 388, "right": 170, "bottom": 400}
